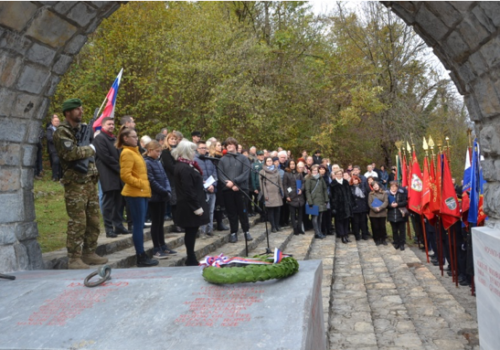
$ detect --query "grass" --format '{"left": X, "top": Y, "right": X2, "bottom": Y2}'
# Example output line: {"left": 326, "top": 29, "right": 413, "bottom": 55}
{"left": 34, "top": 167, "right": 104, "bottom": 253}
{"left": 34, "top": 171, "right": 69, "bottom": 253}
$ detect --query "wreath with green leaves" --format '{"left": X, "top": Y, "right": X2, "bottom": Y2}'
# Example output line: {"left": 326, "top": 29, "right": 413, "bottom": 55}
{"left": 202, "top": 255, "right": 299, "bottom": 284}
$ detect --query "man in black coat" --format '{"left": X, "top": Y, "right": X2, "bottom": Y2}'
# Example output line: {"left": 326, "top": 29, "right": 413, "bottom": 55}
{"left": 93, "top": 117, "right": 129, "bottom": 237}
{"left": 46, "top": 115, "right": 63, "bottom": 181}
{"left": 218, "top": 137, "right": 252, "bottom": 243}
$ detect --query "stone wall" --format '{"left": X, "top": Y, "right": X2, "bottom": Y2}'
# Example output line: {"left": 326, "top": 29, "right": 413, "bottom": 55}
{"left": 1, "top": 1, "right": 500, "bottom": 272}
{"left": 0, "top": 1, "right": 122, "bottom": 273}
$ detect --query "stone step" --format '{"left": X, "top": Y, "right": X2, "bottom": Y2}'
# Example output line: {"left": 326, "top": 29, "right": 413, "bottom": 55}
{"left": 329, "top": 239, "right": 379, "bottom": 350}
{"left": 402, "top": 247, "right": 479, "bottom": 349}
{"left": 100, "top": 217, "right": 263, "bottom": 268}
{"left": 359, "top": 239, "right": 474, "bottom": 350}
{"left": 306, "top": 234, "right": 336, "bottom": 347}
{"left": 42, "top": 217, "right": 255, "bottom": 269}
{"left": 157, "top": 221, "right": 275, "bottom": 268}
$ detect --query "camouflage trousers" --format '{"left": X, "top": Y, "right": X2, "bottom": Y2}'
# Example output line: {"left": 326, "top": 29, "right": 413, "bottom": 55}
{"left": 63, "top": 180, "right": 100, "bottom": 258}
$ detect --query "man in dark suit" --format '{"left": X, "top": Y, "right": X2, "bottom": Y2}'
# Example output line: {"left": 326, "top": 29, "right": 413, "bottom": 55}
{"left": 313, "top": 150, "right": 322, "bottom": 165}
{"left": 46, "top": 114, "right": 63, "bottom": 181}
{"left": 93, "top": 117, "right": 129, "bottom": 237}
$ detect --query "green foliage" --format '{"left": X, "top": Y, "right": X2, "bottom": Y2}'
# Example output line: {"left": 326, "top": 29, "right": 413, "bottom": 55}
{"left": 52, "top": 1, "right": 469, "bottom": 175}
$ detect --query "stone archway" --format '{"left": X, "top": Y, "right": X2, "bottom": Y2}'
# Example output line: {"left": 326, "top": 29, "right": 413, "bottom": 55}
{"left": 0, "top": 1, "right": 499, "bottom": 272}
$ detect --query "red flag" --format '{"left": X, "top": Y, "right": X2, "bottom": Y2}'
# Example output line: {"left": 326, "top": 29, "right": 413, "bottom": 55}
{"left": 422, "top": 158, "right": 436, "bottom": 221}
{"left": 402, "top": 154, "right": 408, "bottom": 188}
{"left": 422, "top": 157, "right": 431, "bottom": 208}
{"left": 408, "top": 150, "right": 423, "bottom": 214}
{"left": 478, "top": 195, "right": 487, "bottom": 224}
{"left": 430, "top": 153, "right": 442, "bottom": 214}
{"left": 440, "top": 153, "right": 460, "bottom": 229}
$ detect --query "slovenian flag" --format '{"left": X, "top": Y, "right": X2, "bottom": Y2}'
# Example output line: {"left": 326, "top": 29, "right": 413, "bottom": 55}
{"left": 462, "top": 148, "right": 472, "bottom": 193}
{"left": 93, "top": 68, "right": 123, "bottom": 131}
{"left": 468, "top": 139, "right": 487, "bottom": 225}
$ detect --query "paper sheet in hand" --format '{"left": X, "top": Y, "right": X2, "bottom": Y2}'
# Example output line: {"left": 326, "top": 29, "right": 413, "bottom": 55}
{"left": 204, "top": 175, "right": 216, "bottom": 189}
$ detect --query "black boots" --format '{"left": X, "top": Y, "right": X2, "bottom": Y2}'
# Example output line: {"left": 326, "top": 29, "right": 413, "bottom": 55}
{"left": 137, "top": 252, "right": 159, "bottom": 267}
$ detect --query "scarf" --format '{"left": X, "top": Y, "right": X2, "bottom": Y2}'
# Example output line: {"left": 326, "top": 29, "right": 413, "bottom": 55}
{"left": 101, "top": 129, "right": 115, "bottom": 139}
{"left": 177, "top": 157, "right": 203, "bottom": 175}
{"left": 335, "top": 178, "right": 343, "bottom": 184}
{"left": 267, "top": 165, "right": 275, "bottom": 171}
{"left": 313, "top": 174, "right": 320, "bottom": 179}
{"left": 354, "top": 185, "right": 365, "bottom": 198}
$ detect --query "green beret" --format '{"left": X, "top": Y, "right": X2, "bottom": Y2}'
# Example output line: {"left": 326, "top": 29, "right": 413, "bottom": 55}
{"left": 256, "top": 150, "right": 264, "bottom": 155}
{"left": 62, "top": 98, "right": 82, "bottom": 112}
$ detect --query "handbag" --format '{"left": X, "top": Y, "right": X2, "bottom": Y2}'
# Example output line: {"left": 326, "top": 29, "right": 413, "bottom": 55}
{"left": 399, "top": 207, "right": 409, "bottom": 217}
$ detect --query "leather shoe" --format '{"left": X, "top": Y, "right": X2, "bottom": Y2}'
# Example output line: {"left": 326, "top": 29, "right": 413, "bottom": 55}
{"left": 315, "top": 234, "right": 324, "bottom": 239}
{"left": 106, "top": 231, "right": 117, "bottom": 238}
{"left": 245, "top": 232, "right": 253, "bottom": 241}
{"left": 400, "top": 244, "right": 405, "bottom": 251}
{"left": 115, "top": 226, "right": 131, "bottom": 234}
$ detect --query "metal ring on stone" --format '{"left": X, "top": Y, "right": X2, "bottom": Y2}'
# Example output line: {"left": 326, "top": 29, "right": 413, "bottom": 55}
{"left": 84, "top": 267, "right": 111, "bottom": 288}
{"left": 98, "top": 265, "right": 112, "bottom": 278}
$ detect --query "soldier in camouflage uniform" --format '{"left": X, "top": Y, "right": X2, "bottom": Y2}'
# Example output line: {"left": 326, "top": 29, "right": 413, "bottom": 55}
{"left": 53, "top": 98, "right": 108, "bottom": 269}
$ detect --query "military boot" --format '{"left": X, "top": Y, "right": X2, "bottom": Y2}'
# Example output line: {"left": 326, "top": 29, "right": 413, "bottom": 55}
{"left": 81, "top": 252, "right": 109, "bottom": 265}
{"left": 68, "top": 258, "right": 90, "bottom": 269}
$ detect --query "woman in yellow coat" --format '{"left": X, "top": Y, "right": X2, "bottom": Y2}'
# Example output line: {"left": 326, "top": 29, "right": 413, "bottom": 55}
{"left": 117, "top": 126, "right": 158, "bottom": 267}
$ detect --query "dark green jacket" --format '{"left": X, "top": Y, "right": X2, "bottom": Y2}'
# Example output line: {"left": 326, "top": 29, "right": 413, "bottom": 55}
{"left": 305, "top": 176, "right": 329, "bottom": 212}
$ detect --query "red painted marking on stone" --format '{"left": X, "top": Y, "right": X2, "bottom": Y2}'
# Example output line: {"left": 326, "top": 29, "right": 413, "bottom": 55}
{"left": 175, "top": 286, "right": 264, "bottom": 327}
{"left": 17, "top": 283, "right": 126, "bottom": 327}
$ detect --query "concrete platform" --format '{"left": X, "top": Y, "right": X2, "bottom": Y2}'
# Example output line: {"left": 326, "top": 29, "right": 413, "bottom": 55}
{"left": 0, "top": 261, "right": 325, "bottom": 350}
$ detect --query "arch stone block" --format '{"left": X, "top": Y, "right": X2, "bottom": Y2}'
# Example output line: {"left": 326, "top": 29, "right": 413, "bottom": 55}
{"left": 1, "top": 1, "right": 500, "bottom": 272}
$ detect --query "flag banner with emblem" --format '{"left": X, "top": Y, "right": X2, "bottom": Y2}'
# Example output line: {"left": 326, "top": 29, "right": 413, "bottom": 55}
{"left": 93, "top": 68, "right": 123, "bottom": 131}
{"left": 440, "top": 152, "right": 460, "bottom": 230}
{"left": 408, "top": 150, "right": 423, "bottom": 214}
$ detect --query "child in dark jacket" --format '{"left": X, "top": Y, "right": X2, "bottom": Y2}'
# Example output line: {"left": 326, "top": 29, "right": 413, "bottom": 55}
{"left": 144, "top": 141, "right": 176, "bottom": 259}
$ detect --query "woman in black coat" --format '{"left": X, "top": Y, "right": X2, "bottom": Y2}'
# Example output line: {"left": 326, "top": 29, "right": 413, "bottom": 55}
{"left": 161, "top": 131, "right": 183, "bottom": 233}
{"left": 350, "top": 175, "right": 370, "bottom": 241}
{"left": 330, "top": 170, "right": 355, "bottom": 244}
{"left": 171, "top": 139, "right": 209, "bottom": 266}
{"left": 386, "top": 181, "right": 408, "bottom": 250}
{"left": 282, "top": 160, "right": 305, "bottom": 235}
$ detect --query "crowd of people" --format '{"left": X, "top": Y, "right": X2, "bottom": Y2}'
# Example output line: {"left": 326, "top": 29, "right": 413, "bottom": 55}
{"left": 49, "top": 98, "right": 471, "bottom": 287}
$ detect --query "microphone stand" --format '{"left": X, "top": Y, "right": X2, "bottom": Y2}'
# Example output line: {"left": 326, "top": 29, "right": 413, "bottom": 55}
{"left": 229, "top": 154, "right": 284, "bottom": 255}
